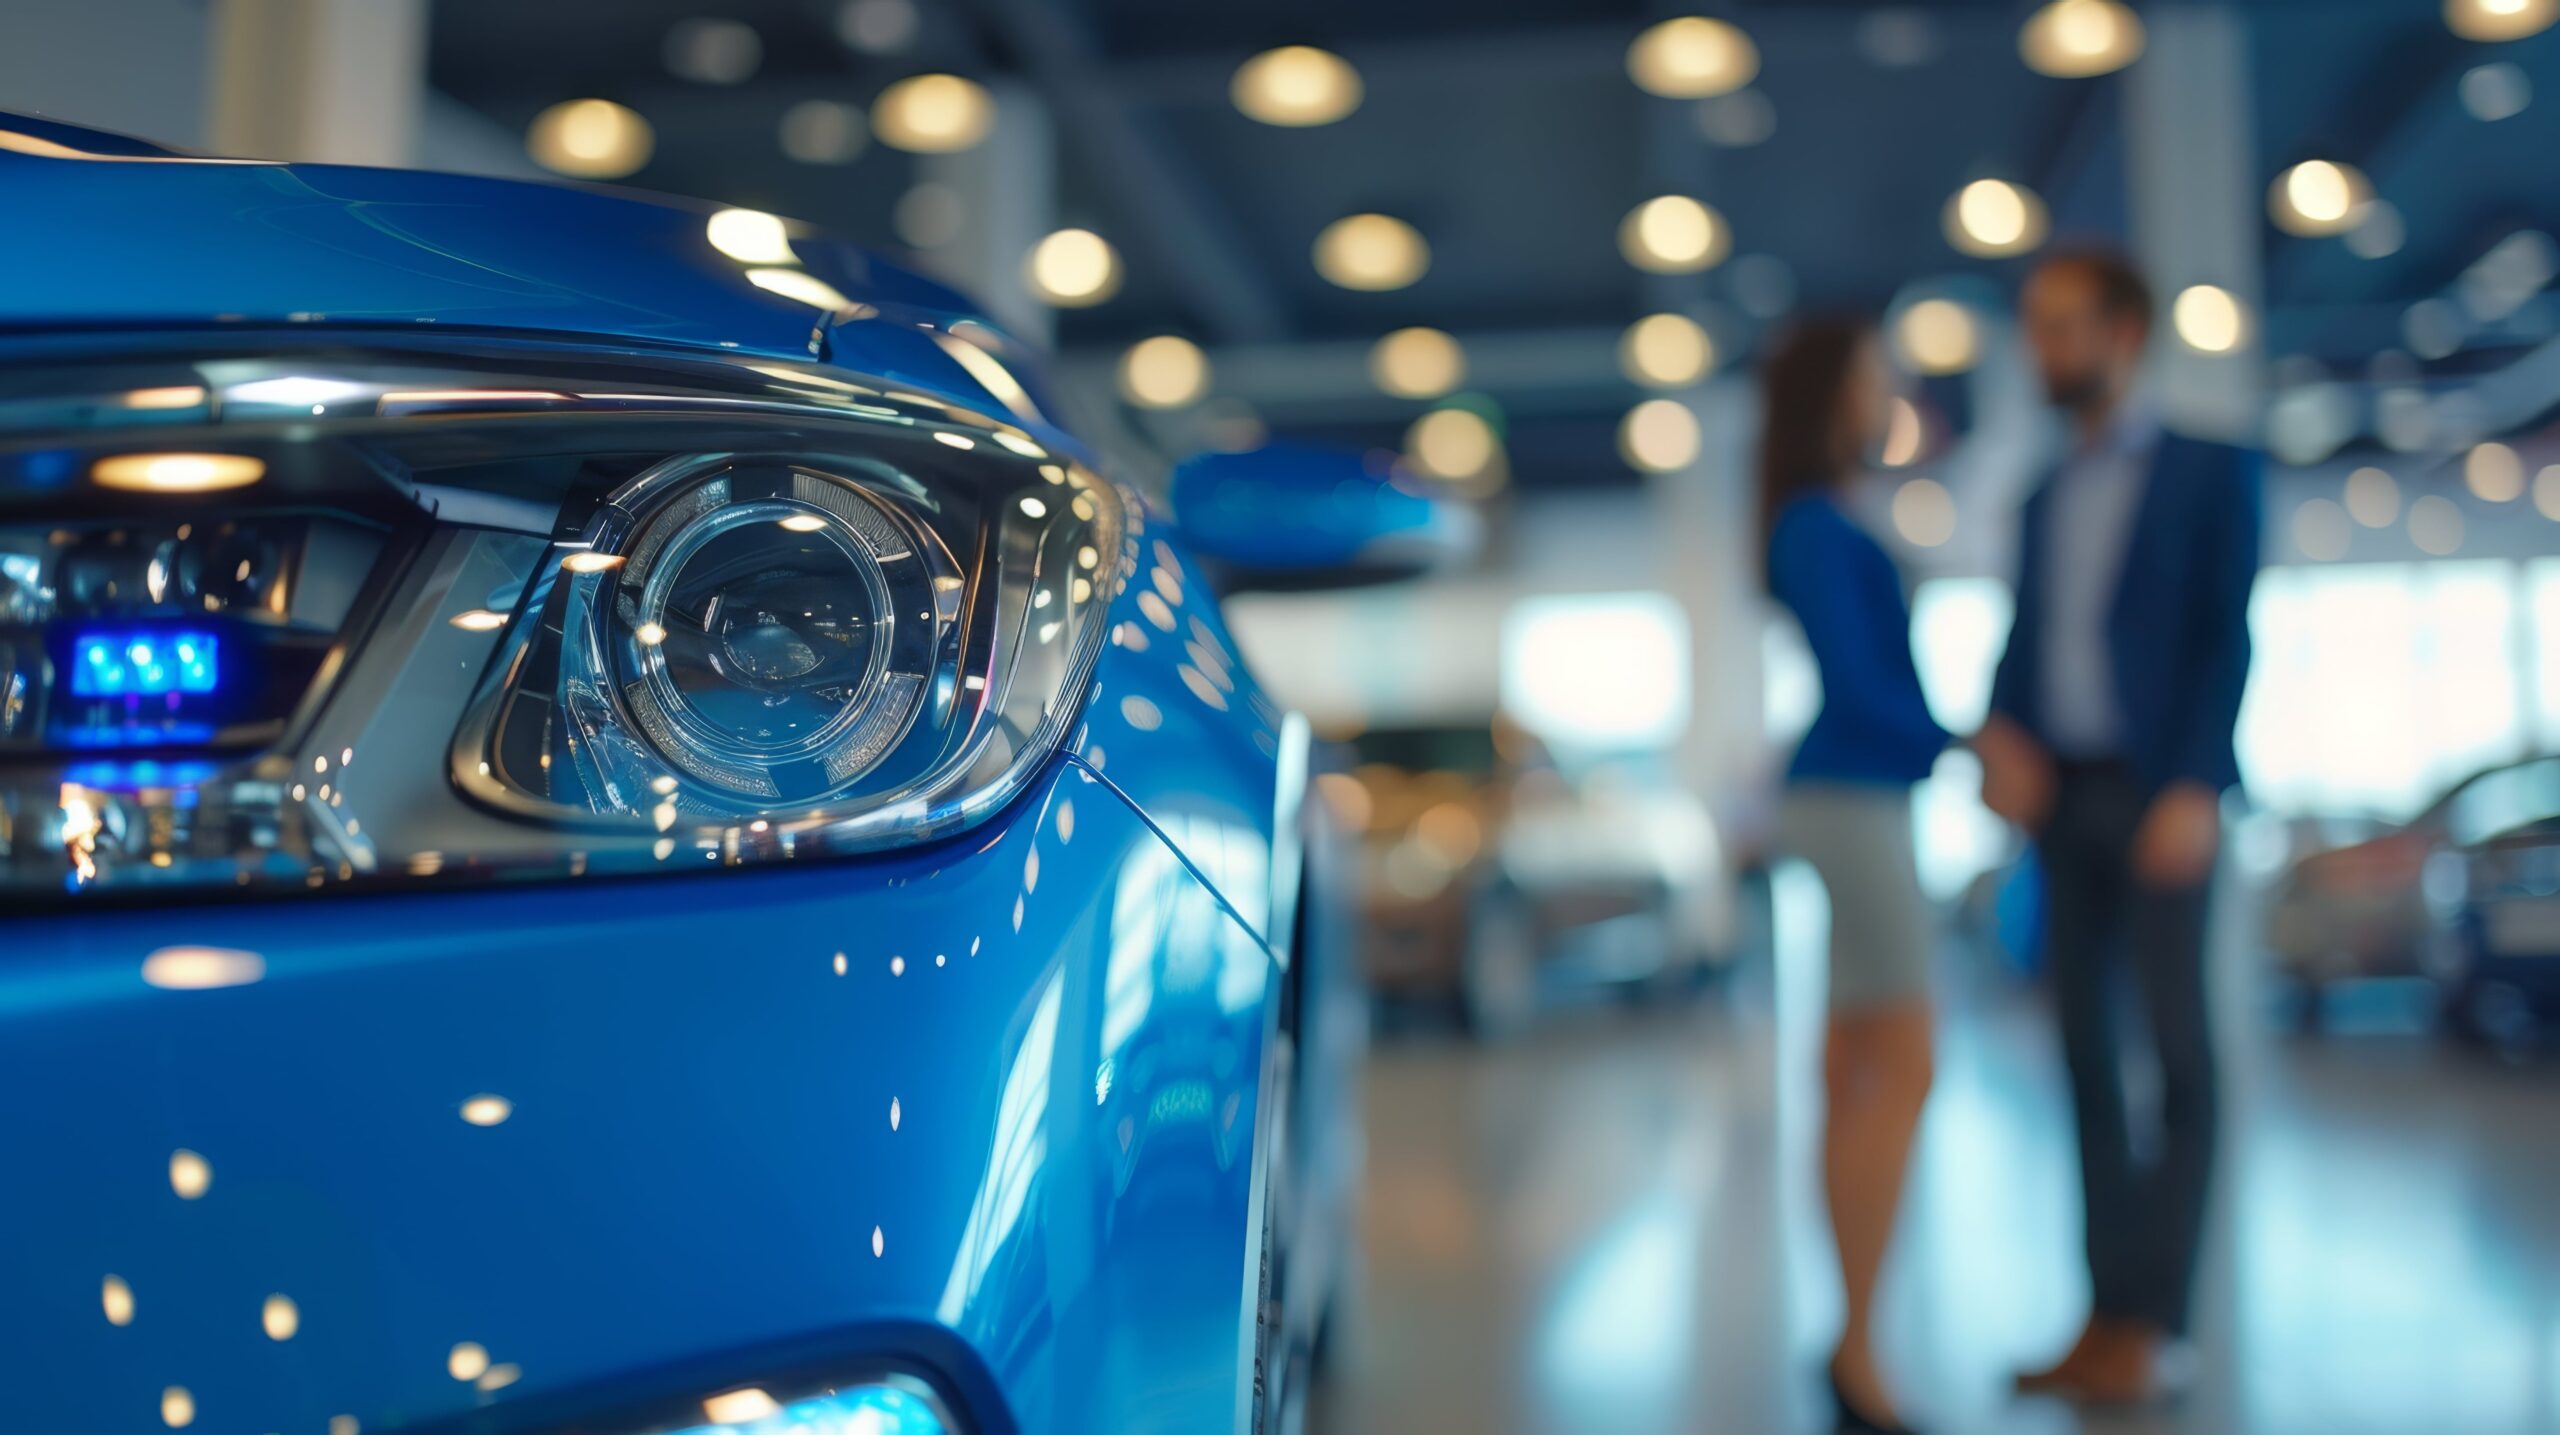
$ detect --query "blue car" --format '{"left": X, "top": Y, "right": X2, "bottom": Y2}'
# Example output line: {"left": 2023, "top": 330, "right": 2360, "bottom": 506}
{"left": 0, "top": 112, "right": 1371, "bottom": 1435}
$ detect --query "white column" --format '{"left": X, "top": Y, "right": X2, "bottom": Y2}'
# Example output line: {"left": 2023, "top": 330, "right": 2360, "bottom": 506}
{"left": 1653, "top": 378, "right": 1765, "bottom": 822}
{"left": 916, "top": 82, "right": 1056, "bottom": 346}
{"left": 2124, "top": 5, "right": 2264, "bottom": 441}
{"left": 206, "top": 0, "right": 426, "bottom": 166}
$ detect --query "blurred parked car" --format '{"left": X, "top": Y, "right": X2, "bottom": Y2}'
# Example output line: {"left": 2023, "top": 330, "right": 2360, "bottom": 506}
{"left": 1320, "top": 719, "right": 1731, "bottom": 1033}
{"left": 2267, "top": 755, "right": 2560, "bottom": 1046}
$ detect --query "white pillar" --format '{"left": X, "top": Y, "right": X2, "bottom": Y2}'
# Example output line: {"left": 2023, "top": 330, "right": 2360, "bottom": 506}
{"left": 206, "top": 0, "right": 426, "bottom": 166}
{"left": 2124, "top": 5, "right": 2264, "bottom": 441}
{"left": 1654, "top": 379, "right": 1765, "bottom": 822}
{"left": 916, "top": 82, "right": 1056, "bottom": 346}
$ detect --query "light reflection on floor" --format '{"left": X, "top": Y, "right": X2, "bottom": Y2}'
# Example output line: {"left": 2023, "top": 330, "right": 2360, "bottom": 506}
{"left": 1312, "top": 893, "right": 2560, "bottom": 1434}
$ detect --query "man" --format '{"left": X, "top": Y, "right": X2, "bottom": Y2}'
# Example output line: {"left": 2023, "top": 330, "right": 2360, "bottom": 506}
{"left": 1977, "top": 247, "right": 2262, "bottom": 1404}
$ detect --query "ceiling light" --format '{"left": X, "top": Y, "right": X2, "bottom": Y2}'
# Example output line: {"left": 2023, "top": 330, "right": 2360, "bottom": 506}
{"left": 1025, "top": 228, "right": 1122, "bottom": 306}
{"left": 1619, "top": 196, "right": 1728, "bottom": 274}
{"left": 2292, "top": 498, "right": 2351, "bottom": 561}
{"left": 2461, "top": 62, "right": 2533, "bottom": 121}
{"left": 1407, "top": 407, "right": 1500, "bottom": 480}
{"left": 837, "top": 0, "right": 920, "bottom": 54}
{"left": 1893, "top": 299, "right": 1979, "bottom": 374}
{"left": 1313, "top": 213, "right": 1429, "bottom": 291}
{"left": 1231, "top": 46, "right": 1363, "bottom": 127}
{"left": 2346, "top": 200, "right": 2405, "bottom": 259}
{"left": 1857, "top": 8, "right": 1942, "bottom": 68}
{"left": 894, "top": 183, "right": 964, "bottom": 249}
{"left": 526, "top": 99, "right": 654, "bottom": 179}
{"left": 2019, "top": 0, "right": 2145, "bottom": 77}
{"left": 2171, "top": 284, "right": 2249, "bottom": 353}
{"left": 1619, "top": 313, "right": 1714, "bottom": 388}
{"left": 873, "top": 74, "right": 994, "bottom": 153}
{"left": 2466, "top": 441, "right": 2526, "bottom": 501}
{"left": 2344, "top": 467, "right": 2400, "bottom": 527}
{"left": 460, "top": 1094, "right": 513, "bottom": 1126}
{"left": 1696, "top": 89, "right": 1776, "bottom": 147}
{"left": 2445, "top": 0, "right": 2557, "bottom": 42}
{"left": 1119, "top": 336, "right": 1210, "bottom": 409}
{"left": 2408, "top": 493, "right": 2465, "bottom": 555}
{"left": 2269, "top": 160, "right": 2370, "bottom": 237}
{"left": 662, "top": 17, "right": 761, "bottom": 85}
{"left": 779, "top": 99, "right": 868, "bottom": 164}
{"left": 2535, "top": 464, "right": 2560, "bottom": 521}
{"left": 1944, "top": 179, "right": 2049, "bottom": 258}
{"left": 1881, "top": 397, "right": 1924, "bottom": 466}
{"left": 1619, "top": 398, "right": 1702, "bottom": 472}
{"left": 705, "top": 207, "right": 793, "bottom": 264}
{"left": 1370, "top": 327, "right": 1467, "bottom": 399}
{"left": 1891, "top": 477, "right": 1957, "bottom": 547}
{"left": 1628, "top": 16, "right": 1760, "bottom": 98}
{"left": 92, "top": 452, "right": 264, "bottom": 493}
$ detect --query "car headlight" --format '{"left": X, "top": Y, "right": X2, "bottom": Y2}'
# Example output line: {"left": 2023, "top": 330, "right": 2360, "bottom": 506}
{"left": 657, "top": 1378, "right": 954, "bottom": 1434}
{"left": 0, "top": 338, "right": 1126, "bottom": 900}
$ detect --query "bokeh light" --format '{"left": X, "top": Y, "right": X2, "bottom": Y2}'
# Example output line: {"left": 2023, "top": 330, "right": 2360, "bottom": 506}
{"left": 1119, "top": 336, "right": 1211, "bottom": 409}
{"left": 1232, "top": 46, "right": 1363, "bottom": 127}
{"left": 872, "top": 74, "right": 994, "bottom": 153}
{"left": 1314, "top": 213, "right": 1431, "bottom": 291}
{"left": 526, "top": 98, "right": 654, "bottom": 178}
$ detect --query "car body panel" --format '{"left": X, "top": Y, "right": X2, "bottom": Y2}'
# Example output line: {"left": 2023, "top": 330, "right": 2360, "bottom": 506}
{"left": 0, "top": 109, "right": 1349, "bottom": 1435}
{"left": 0, "top": 755, "right": 1275, "bottom": 1434}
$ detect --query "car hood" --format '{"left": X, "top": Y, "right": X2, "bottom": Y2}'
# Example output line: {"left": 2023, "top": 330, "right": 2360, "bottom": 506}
{"left": 0, "top": 110, "right": 989, "bottom": 368}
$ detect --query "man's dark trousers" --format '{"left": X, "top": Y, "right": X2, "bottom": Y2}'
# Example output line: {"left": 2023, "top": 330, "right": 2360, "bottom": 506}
{"left": 2040, "top": 758, "right": 2217, "bottom": 1336}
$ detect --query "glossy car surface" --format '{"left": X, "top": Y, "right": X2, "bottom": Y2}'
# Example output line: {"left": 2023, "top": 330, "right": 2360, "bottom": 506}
{"left": 0, "top": 114, "right": 1353, "bottom": 1434}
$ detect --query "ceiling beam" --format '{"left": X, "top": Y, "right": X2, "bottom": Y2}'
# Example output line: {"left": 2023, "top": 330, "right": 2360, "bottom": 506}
{"left": 956, "top": 0, "right": 1291, "bottom": 343}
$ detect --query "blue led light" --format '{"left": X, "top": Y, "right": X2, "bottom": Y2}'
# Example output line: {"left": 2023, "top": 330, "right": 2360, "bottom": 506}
{"left": 665, "top": 1384, "right": 950, "bottom": 1435}
{"left": 69, "top": 630, "right": 219, "bottom": 698}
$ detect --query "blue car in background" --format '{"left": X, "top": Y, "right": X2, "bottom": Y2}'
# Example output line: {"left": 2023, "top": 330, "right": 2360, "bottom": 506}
{"left": 0, "top": 112, "right": 1371, "bottom": 1435}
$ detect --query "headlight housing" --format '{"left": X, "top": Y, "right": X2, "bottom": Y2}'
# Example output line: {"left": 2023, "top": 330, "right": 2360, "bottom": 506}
{"left": 0, "top": 336, "right": 1126, "bottom": 900}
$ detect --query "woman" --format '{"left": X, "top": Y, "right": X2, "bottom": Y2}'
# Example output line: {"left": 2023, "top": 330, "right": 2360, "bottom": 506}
{"left": 1761, "top": 318, "right": 1948, "bottom": 1435}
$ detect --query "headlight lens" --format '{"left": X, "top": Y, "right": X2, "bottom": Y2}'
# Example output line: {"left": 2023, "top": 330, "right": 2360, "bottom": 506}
{"left": 0, "top": 340, "right": 1127, "bottom": 899}
{"left": 658, "top": 1381, "right": 952, "bottom": 1434}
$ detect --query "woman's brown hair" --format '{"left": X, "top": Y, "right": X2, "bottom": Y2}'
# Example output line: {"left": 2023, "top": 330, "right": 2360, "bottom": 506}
{"left": 1755, "top": 316, "right": 1876, "bottom": 560}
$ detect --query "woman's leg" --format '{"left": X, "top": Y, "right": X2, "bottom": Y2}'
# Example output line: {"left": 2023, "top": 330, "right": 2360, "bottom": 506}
{"left": 1824, "top": 998, "right": 1935, "bottom": 1419}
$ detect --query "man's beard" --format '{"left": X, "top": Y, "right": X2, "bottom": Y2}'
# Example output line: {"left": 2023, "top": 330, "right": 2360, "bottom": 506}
{"left": 2043, "top": 370, "right": 2108, "bottom": 412}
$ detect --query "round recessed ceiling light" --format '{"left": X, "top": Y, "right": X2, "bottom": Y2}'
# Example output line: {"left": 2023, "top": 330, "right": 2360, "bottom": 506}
{"left": 873, "top": 74, "right": 994, "bottom": 153}
{"left": 1232, "top": 46, "right": 1363, "bottom": 127}
{"left": 2269, "top": 159, "right": 2371, "bottom": 236}
{"left": 1313, "top": 213, "right": 1429, "bottom": 291}
{"left": 1619, "top": 313, "right": 1715, "bottom": 388}
{"left": 526, "top": 98, "right": 654, "bottom": 179}
{"left": 1628, "top": 16, "right": 1760, "bottom": 99}
{"left": 1894, "top": 299, "right": 1980, "bottom": 375}
{"left": 1370, "top": 327, "right": 1467, "bottom": 399}
{"left": 2019, "top": 0, "right": 2145, "bottom": 77}
{"left": 2172, "top": 284, "right": 2250, "bottom": 353}
{"left": 1025, "top": 228, "right": 1122, "bottom": 306}
{"left": 1620, "top": 196, "right": 1729, "bottom": 274}
{"left": 2445, "top": 0, "right": 2557, "bottom": 42}
{"left": 1119, "top": 336, "right": 1210, "bottom": 409}
{"left": 1619, "top": 397, "right": 1702, "bottom": 472}
{"left": 837, "top": 0, "right": 920, "bottom": 54}
{"left": 1944, "top": 178, "right": 2049, "bottom": 258}
{"left": 663, "top": 17, "right": 762, "bottom": 85}
{"left": 1406, "top": 407, "right": 1500, "bottom": 481}
{"left": 779, "top": 99, "right": 868, "bottom": 164}
{"left": 1891, "top": 477, "right": 1958, "bottom": 547}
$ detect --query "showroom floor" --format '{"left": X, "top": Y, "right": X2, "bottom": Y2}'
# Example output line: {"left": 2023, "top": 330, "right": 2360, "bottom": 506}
{"left": 1310, "top": 899, "right": 2560, "bottom": 1434}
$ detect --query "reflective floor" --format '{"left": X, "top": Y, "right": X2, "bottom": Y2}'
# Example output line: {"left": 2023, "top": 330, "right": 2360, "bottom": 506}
{"left": 1312, "top": 879, "right": 2560, "bottom": 1435}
